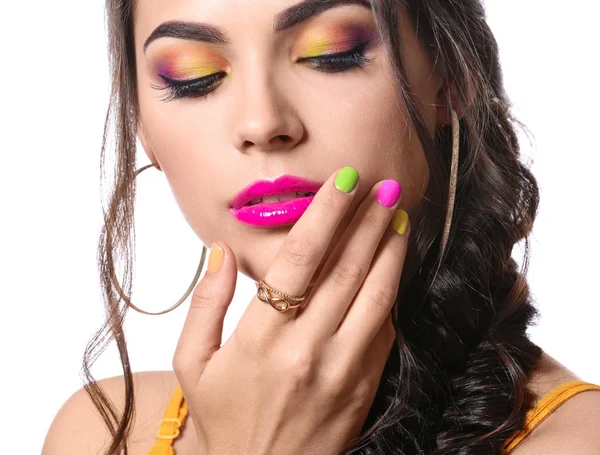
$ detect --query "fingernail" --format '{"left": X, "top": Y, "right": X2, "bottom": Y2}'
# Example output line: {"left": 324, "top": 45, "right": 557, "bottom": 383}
{"left": 335, "top": 166, "right": 359, "bottom": 193}
{"left": 207, "top": 242, "right": 224, "bottom": 273}
{"left": 377, "top": 180, "right": 402, "bottom": 208}
{"left": 390, "top": 209, "right": 409, "bottom": 235}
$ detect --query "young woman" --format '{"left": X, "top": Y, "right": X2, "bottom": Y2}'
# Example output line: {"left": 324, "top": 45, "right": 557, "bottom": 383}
{"left": 42, "top": 0, "right": 600, "bottom": 454}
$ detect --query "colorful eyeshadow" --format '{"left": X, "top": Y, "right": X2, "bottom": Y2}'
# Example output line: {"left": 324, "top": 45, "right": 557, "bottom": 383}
{"left": 153, "top": 46, "right": 228, "bottom": 80}
{"left": 295, "top": 24, "right": 376, "bottom": 58}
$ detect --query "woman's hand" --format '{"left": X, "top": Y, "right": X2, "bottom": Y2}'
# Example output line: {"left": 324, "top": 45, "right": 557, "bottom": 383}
{"left": 173, "top": 167, "right": 410, "bottom": 455}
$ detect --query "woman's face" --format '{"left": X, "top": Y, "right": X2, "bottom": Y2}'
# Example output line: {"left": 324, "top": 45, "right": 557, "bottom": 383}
{"left": 134, "top": 0, "right": 447, "bottom": 282}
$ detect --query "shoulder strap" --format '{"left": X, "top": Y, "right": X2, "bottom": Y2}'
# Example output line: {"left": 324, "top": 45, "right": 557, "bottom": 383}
{"left": 149, "top": 380, "right": 600, "bottom": 454}
{"left": 147, "top": 384, "right": 189, "bottom": 455}
{"left": 502, "top": 380, "right": 600, "bottom": 454}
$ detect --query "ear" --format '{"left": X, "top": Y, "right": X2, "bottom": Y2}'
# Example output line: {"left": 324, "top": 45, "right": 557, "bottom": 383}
{"left": 435, "top": 83, "right": 466, "bottom": 125}
{"left": 137, "top": 119, "right": 162, "bottom": 171}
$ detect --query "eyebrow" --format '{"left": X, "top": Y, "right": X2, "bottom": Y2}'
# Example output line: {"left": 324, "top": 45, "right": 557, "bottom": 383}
{"left": 143, "top": 0, "right": 372, "bottom": 53}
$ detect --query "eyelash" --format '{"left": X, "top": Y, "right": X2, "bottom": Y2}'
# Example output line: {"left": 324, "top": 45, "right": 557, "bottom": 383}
{"left": 152, "top": 41, "right": 374, "bottom": 102}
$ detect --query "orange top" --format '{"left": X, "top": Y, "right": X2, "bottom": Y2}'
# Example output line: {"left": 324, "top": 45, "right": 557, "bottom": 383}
{"left": 147, "top": 380, "right": 600, "bottom": 454}
{"left": 147, "top": 385, "right": 188, "bottom": 455}
{"left": 501, "top": 380, "right": 600, "bottom": 453}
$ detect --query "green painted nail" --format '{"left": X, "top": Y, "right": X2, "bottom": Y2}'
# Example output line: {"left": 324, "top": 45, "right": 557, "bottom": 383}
{"left": 335, "top": 166, "right": 359, "bottom": 193}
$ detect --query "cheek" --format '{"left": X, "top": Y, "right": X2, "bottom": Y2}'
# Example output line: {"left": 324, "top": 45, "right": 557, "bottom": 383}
{"left": 304, "top": 71, "right": 429, "bottom": 213}
{"left": 138, "top": 98, "right": 229, "bottom": 245}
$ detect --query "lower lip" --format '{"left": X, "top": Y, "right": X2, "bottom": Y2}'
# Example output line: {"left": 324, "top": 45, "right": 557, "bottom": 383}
{"left": 229, "top": 196, "right": 316, "bottom": 227}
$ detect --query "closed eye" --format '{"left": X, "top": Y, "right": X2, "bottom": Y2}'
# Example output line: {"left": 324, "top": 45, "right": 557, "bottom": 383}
{"left": 151, "top": 72, "right": 227, "bottom": 102}
{"left": 151, "top": 41, "right": 374, "bottom": 102}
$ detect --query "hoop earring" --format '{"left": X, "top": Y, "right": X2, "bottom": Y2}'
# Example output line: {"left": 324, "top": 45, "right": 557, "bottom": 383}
{"left": 439, "top": 109, "right": 460, "bottom": 256}
{"left": 110, "top": 163, "right": 208, "bottom": 316}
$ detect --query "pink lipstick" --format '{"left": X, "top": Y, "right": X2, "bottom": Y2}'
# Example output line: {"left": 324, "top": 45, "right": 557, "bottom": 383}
{"left": 230, "top": 175, "right": 323, "bottom": 227}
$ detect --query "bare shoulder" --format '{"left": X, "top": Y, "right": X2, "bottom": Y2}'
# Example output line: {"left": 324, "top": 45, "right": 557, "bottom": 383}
{"left": 510, "top": 392, "right": 600, "bottom": 454}
{"left": 511, "top": 352, "right": 600, "bottom": 454}
{"left": 42, "top": 370, "right": 197, "bottom": 455}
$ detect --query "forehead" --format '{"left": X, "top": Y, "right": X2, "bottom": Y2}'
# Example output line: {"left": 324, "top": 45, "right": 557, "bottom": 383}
{"left": 135, "top": 0, "right": 295, "bottom": 23}
{"left": 135, "top": 0, "right": 369, "bottom": 21}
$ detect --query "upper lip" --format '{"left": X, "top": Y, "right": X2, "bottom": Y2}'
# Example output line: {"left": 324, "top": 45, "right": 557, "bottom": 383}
{"left": 230, "top": 174, "right": 323, "bottom": 210}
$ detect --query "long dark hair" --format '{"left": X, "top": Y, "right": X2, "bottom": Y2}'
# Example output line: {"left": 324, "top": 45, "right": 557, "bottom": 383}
{"left": 84, "top": 0, "right": 543, "bottom": 453}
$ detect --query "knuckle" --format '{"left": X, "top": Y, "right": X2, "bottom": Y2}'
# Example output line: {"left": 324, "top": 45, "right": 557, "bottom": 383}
{"left": 191, "top": 285, "right": 220, "bottom": 311}
{"left": 329, "top": 260, "right": 364, "bottom": 288}
{"left": 364, "top": 205, "right": 389, "bottom": 230}
{"left": 364, "top": 284, "right": 398, "bottom": 312}
{"left": 284, "top": 348, "right": 318, "bottom": 389}
{"left": 355, "top": 380, "right": 376, "bottom": 409}
{"left": 352, "top": 379, "right": 373, "bottom": 404}
{"left": 323, "top": 364, "right": 354, "bottom": 399}
{"left": 282, "top": 236, "right": 320, "bottom": 268}
{"left": 319, "top": 189, "right": 339, "bottom": 210}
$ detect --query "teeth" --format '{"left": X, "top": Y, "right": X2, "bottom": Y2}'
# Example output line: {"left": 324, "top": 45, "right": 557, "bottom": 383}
{"left": 247, "top": 192, "right": 314, "bottom": 206}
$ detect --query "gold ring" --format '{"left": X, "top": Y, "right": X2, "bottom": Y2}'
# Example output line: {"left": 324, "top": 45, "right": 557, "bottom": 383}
{"left": 255, "top": 278, "right": 306, "bottom": 312}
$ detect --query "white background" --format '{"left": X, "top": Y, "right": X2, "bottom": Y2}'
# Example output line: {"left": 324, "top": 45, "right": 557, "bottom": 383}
{"left": 1, "top": 1, "right": 598, "bottom": 453}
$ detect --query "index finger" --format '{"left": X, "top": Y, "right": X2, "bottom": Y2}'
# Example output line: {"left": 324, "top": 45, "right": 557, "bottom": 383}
{"left": 239, "top": 166, "right": 361, "bottom": 332}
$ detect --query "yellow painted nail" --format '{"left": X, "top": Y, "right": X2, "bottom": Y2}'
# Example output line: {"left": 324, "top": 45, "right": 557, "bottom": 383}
{"left": 207, "top": 242, "right": 224, "bottom": 273}
{"left": 391, "top": 209, "right": 409, "bottom": 235}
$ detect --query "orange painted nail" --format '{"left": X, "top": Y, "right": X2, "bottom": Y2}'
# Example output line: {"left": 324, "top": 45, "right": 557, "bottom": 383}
{"left": 207, "top": 242, "right": 224, "bottom": 273}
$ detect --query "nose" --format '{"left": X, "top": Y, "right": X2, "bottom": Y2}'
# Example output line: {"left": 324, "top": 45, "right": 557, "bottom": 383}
{"left": 231, "top": 67, "right": 304, "bottom": 154}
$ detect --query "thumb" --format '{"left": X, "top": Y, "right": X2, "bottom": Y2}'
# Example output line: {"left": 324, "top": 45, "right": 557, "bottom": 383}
{"left": 173, "top": 241, "right": 237, "bottom": 380}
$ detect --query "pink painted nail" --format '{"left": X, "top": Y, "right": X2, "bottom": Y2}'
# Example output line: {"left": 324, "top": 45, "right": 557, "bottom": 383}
{"left": 376, "top": 180, "right": 402, "bottom": 208}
